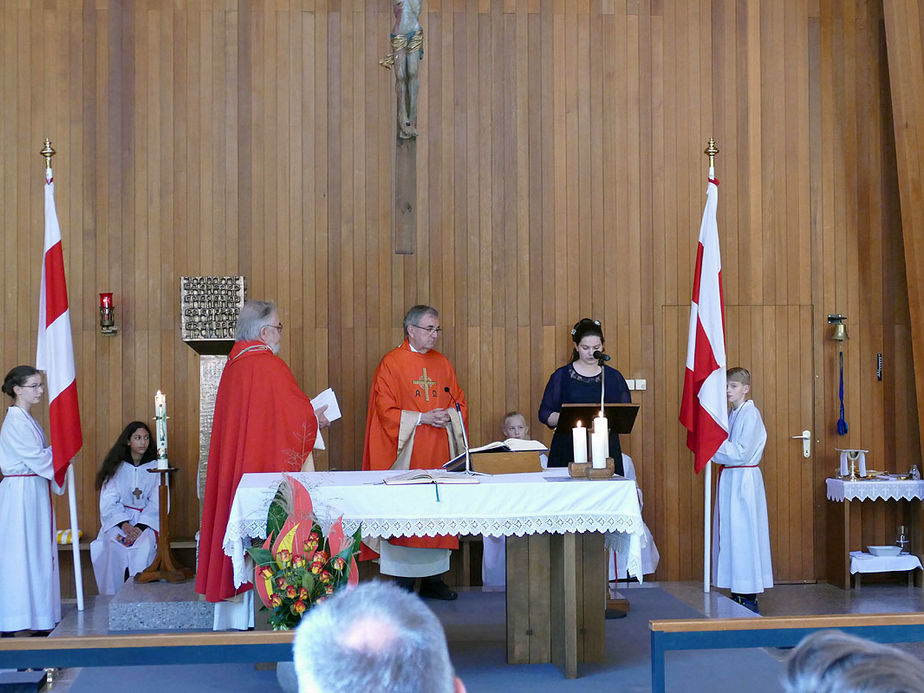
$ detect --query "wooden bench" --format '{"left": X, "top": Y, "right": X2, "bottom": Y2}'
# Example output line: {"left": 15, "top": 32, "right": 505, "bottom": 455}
{"left": 650, "top": 612, "right": 924, "bottom": 693}
{"left": 0, "top": 631, "right": 295, "bottom": 670}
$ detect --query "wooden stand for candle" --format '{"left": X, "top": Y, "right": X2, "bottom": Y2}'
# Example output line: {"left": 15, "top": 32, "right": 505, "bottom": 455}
{"left": 568, "top": 458, "right": 615, "bottom": 479}
{"left": 136, "top": 467, "right": 194, "bottom": 584}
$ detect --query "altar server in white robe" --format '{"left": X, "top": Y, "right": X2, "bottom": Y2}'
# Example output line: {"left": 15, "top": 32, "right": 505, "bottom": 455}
{"left": 612, "top": 454, "right": 660, "bottom": 579}
{"left": 0, "top": 366, "right": 64, "bottom": 635}
{"left": 712, "top": 367, "right": 773, "bottom": 614}
{"left": 90, "top": 421, "right": 160, "bottom": 595}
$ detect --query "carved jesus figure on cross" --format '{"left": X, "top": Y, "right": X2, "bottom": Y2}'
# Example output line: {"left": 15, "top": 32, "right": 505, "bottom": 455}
{"left": 380, "top": 0, "right": 423, "bottom": 139}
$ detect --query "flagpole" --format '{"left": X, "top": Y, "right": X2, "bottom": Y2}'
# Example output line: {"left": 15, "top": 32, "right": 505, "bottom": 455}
{"left": 39, "top": 140, "right": 85, "bottom": 612}
{"left": 703, "top": 140, "right": 719, "bottom": 594}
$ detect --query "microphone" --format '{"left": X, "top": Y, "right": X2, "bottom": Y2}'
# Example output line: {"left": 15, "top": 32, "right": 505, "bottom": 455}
{"left": 593, "top": 350, "right": 611, "bottom": 362}
{"left": 443, "top": 387, "right": 472, "bottom": 474}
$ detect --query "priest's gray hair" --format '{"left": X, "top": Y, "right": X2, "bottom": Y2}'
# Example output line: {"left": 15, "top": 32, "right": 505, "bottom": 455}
{"left": 235, "top": 300, "right": 278, "bottom": 341}
{"left": 403, "top": 304, "right": 438, "bottom": 337}
{"left": 293, "top": 581, "right": 456, "bottom": 693}
{"left": 783, "top": 630, "right": 924, "bottom": 693}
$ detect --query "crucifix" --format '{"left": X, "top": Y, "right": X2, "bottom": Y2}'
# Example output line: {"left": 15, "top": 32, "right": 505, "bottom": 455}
{"left": 380, "top": 0, "right": 423, "bottom": 255}
{"left": 132, "top": 487, "right": 143, "bottom": 500}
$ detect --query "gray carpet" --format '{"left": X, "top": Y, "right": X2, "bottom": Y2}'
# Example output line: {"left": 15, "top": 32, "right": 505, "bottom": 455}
{"left": 66, "top": 586, "right": 784, "bottom": 692}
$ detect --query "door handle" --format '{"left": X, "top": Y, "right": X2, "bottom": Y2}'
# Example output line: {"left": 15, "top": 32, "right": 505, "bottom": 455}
{"left": 791, "top": 430, "right": 811, "bottom": 458}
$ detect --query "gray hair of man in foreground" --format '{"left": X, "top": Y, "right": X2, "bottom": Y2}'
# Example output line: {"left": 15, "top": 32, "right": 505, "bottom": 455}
{"left": 235, "top": 300, "right": 278, "bottom": 341}
{"left": 293, "top": 580, "right": 465, "bottom": 693}
{"left": 783, "top": 629, "right": 924, "bottom": 693}
{"left": 402, "top": 304, "right": 438, "bottom": 337}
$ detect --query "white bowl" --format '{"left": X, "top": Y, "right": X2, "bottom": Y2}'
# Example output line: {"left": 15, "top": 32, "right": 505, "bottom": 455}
{"left": 868, "top": 545, "right": 902, "bottom": 557}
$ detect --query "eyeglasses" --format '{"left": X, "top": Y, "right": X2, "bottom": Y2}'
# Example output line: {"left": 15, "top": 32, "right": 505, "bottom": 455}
{"left": 411, "top": 324, "right": 442, "bottom": 334}
{"left": 20, "top": 384, "right": 44, "bottom": 390}
{"left": 264, "top": 323, "right": 284, "bottom": 332}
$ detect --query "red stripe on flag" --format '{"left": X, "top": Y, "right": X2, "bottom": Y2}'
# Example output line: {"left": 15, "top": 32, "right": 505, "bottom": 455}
{"left": 48, "top": 380, "right": 82, "bottom": 486}
{"left": 43, "top": 241, "right": 69, "bottom": 327}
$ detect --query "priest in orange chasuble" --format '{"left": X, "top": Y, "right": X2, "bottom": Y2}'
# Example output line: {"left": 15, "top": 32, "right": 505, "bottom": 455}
{"left": 363, "top": 304, "right": 467, "bottom": 600}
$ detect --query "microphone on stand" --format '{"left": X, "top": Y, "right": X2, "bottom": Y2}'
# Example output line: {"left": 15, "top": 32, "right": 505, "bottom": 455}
{"left": 593, "top": 350, "right": 611, "bottom": 363}
{"left": 444, "top": 387, "right": 473, "bottom": 475}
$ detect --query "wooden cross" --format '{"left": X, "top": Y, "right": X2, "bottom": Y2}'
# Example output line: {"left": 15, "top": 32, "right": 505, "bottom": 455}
{"left": 132, "top": 487, "right": 143, "bottom": 500}
{"left": 412, "top": 367, "right": 437, "bottom": 401}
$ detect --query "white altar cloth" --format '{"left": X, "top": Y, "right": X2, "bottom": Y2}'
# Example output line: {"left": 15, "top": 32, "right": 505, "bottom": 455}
{"left": 826, "top": 477, "right": 924, "bottom": 502}
{"left": 849, "top": 551, "right": 923, "bottom": 574}
{"left": 224, "top": 469, "right": 645, "bottom": 589}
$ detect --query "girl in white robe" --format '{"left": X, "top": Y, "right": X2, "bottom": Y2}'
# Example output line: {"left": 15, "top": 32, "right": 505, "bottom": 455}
{"left": 712, "top": 367, "right": 773, "bottom": 613}
{"left": 90, "top": 422, "right": 160, "bottom": 595}
{"left": 0, "top": 366, "right": 64, "bottom": 635}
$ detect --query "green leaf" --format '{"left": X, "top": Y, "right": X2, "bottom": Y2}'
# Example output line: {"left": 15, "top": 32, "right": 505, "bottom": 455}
{"left": 247, "top": 547, "right": 275, "bottom": 565}
{"left": 266, "top": 485, "right": 289, "bottom": 538}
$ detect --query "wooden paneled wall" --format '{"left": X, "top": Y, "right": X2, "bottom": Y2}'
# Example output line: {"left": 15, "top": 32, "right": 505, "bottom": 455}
{"left": 0, "top": 0, "right": 917, "bottom": 588}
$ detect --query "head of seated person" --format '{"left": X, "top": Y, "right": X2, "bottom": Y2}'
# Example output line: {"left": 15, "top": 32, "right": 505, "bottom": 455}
{"left": 293, "top": 580, "right": 465, "bottom": 693}
{"left": 502, "top": 412, "right": 528, "bottom": 440}
{"left": 783, "top": 629, "right": 924, "bottom": 693}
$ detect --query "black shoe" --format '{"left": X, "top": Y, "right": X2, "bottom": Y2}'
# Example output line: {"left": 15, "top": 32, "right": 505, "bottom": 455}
{"left": 419, "top": 578, "right": 458, "bottom": 601}
{"left": 394, "top": 577, "right": 416, "bottom": 593}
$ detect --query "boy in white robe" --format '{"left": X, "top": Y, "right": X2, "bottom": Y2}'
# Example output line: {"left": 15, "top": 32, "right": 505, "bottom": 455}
{"left": 712, "top": 367, "right": 773, "bottom": 614}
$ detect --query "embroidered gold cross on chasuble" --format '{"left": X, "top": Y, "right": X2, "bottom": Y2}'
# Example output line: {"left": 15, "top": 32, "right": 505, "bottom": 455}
{"left": 412, "top": 367, "right": 438, "bottom": 401}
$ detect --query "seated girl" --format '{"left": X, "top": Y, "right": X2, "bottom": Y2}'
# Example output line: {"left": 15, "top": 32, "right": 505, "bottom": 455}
{"left": 89, "top": 422, "right": 160, "bottom": 595}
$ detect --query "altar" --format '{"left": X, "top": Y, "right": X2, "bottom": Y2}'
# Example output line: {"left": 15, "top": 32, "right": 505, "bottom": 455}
{"left": 225, "top": 468, "right": 646, "bottom": 678}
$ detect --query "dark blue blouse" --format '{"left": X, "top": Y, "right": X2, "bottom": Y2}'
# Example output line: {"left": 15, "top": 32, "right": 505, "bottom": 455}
{"left": 538, "top": 363, "right": 631, "bottom": 469}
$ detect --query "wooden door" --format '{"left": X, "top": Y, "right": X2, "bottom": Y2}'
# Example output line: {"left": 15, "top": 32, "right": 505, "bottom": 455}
{"left": 724, "top": 305, "right": 816, "bottom": 583}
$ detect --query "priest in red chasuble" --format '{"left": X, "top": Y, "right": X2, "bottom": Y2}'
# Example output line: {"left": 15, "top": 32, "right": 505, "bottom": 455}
{"left": 363, "top": 304, "right": 467, "bottom": 600}
{"left": 196, "top": 300, "right": 328, "bottom": 629}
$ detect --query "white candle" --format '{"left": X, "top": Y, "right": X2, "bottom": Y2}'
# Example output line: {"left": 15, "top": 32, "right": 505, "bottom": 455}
{"left": 591, "top": 429, "right": 607, "bottom": 469}
{"left": 593, "top": 411, "right": 609, "bottom": 460}
{"left": 154, "top": 390, "right": 168, "bottom": 460}
{"left": 157, "top": 456, "right": 169, "bottom": 470}
{"left": 572, "top": 421, "right": 588, "bottom": 464}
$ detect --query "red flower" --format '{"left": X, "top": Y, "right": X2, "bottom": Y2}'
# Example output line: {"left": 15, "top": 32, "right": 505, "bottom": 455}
{"left": 298, "top": 587, "right": 309, "bottom": 601}
{"left": 311, "top": 563, "right": 322, "bottom": 575}
{"left": 269, "top": 593, "right": 283, "bottom": 607}
{"left": 313, "top": 550, "right": 328, "bottom": 565}
{"left": 276, "top": 576, "right": 287, "bottom": 588}
{"left": 292, "top": 600, "right": 307, "bottom": 615}
{"left": 276, "top": 549, "right": 291, "bottom": 565}
{"left": 332, "top": 556, "right": 346, "bottom": 571}
{"left": 292, "top": 555, "right": 305, "bottom": 568}
{"left": 260, "top": 566, "right": 274, "bottom": 580}
{"left": 308, "top": 531, "right": 320, "bottom": 542}
{"left": 319, "top": 570, "right": 332, "bottom": 584}
{"left": 325, "top": 585, "right": 335, "bottom": 595}
{"left": 286, "top": 585, "right": 297, "bottom": 599}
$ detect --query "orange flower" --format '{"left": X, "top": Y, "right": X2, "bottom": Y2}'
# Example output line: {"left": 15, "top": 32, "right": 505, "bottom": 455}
{"left": 276, "top": 576, "right": 287, "bottom": 589}
{"left": 325, "top": 585, "right": 335, "bottom": 595}
{"left": 269, "top": 593, "right": 283, "bottom": 607}
{"left": 332, "top": 556, "right": 346, "bottom": 571}
{"left": 319, "top": 570, "right": 332, "bottom": 584}
{"left": 286, "top": 585, "right": 297, "bottom": 599}
{"left": 313, "top": 550, "right": 328, "bottom": 565}
{"left": 292, "top": 600, "right": 307, "bottom": 615}
{"left": 292, "top": 555, "right": 305, "bottom": 568}
{"left": 276, "top": 549, "right": 291, "bottom": 565}
{"left": 260, "top": 566, "right": 274, "bottom": 580}
{"left": 298, "top": 587, "right": 309, "bottom": 601}
{"left": 311, "top": 563, "right": 321, "bottom": 575}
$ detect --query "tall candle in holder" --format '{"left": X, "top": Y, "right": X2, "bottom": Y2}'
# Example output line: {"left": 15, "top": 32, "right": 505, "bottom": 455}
{"left": 572, "top": 421, "right": 588, "bottom": 464}
{"left": 592, "top": 411, "right": 608, "bottom": 468}
{"left": 154, "top": 390, "right": 169, "bottom": 470}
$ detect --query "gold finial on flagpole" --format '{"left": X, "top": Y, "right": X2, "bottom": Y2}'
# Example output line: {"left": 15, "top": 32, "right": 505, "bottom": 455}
{"left": 40, "top": 138, "right": 56, "bottom": 169}
{"left": 704, "top": 138, "right": 719, "bottom": 169}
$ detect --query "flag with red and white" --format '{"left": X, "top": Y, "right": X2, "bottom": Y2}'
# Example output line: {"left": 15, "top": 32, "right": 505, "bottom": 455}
{"left": 36, "top": 166, "right": 82, "bottom": 486}
{"left": 679, "top": 175, "right": 728, "bottom": 474}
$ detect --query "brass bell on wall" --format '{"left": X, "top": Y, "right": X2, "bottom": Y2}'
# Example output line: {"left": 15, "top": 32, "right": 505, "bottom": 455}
{"left": 828, "top": 314, "right": 848, "bottom": 341}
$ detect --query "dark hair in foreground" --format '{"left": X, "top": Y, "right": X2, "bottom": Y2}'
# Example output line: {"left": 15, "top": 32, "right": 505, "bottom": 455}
{"left": 783, "top": 629, "right": 924, "bottom": 693}
{"left": 293, "top": 580, "right": 456, "bottom": 693}
{"left": 96, "top": 421, "right": 157, "bottom": 489}
{"left": 2, "top": 365, "right": 40, "bottom": 399}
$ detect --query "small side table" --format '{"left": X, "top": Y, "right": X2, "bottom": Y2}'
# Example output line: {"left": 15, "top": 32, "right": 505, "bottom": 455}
{"left": 850, "top": 551, "right": 923, "bottom": 589}
{"left": 136, "top": 467, "right": 194, "bottom": 583}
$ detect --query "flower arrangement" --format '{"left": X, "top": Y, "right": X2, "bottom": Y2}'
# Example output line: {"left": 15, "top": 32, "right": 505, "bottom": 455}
{"left": 246, "top": 473, "right": 361, "bottom": 630}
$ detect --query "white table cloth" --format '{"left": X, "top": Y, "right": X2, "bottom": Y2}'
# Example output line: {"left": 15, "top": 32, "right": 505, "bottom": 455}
{"left": 224, "top": 468, "right": 645, "bottom": 588}
{"left": 849, "top": 550, "right": 923, "bottom": 574}
{"left": 826, "top": 477, "right": 924, "bottom": 502}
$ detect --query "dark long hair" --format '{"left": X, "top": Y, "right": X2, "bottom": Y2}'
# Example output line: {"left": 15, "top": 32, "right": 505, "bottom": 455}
{"left": 2, "top": 365, "right": 40, "bottom": 399}
{"left": 96, "top": 421, "right": 157, "bottom": 489}
{"left": 570, "top": 318, "right": 605, "bottom": 362}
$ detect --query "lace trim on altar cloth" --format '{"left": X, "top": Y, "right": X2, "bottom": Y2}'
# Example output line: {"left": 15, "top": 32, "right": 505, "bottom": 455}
{"left": 826, "top": 477, "right": 924, "bottom": 502}
{"left": 225, "top": 514, "right": 645, "bottom": 589}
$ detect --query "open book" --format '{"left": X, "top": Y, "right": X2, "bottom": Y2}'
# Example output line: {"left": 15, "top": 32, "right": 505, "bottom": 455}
{"left": 384, "top": 469, "right": 480, "bottom": 485}
{"left": 469, "top": 438, "right": 548, "bottom": 454}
